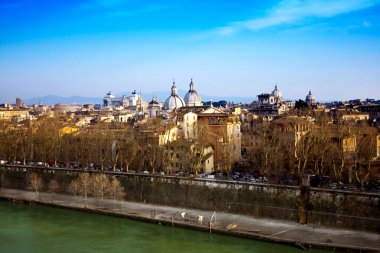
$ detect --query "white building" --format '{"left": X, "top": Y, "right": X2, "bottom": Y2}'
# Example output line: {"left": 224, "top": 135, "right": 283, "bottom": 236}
{"left": 147, "top": 96, "right": 162, "bottom": 118}
{"left": 103, "top": 91, "right": 142, "bottom": 109}
{"left": 252, "top": 85, "right": 288, "bottom": 116}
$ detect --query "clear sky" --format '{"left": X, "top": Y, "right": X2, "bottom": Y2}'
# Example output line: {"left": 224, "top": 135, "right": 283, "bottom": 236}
{"left": 0, "top": 0, "right": 379, "bottom": 103}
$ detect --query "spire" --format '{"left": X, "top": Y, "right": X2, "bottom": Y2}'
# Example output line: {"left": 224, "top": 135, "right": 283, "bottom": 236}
{"left": 171, "top": 80, "right": 178, "bottom": 96}
{"left": 189, "top": 78, "right": 194, "bottom": 91}
{"left": 309, "top": 90, "right": 312, "bottom": 95}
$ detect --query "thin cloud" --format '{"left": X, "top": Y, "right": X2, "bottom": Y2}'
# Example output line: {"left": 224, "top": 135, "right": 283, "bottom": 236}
{"left": 213, "top": 0, "right": 380, "bottom": 36}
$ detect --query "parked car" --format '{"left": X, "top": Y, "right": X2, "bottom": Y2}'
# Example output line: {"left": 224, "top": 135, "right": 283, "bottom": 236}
{"left": 197, "top": 173, "right": 207, "bottom": 178}
{"left": 206, "top": 175, "right": 215, "bottom": 179}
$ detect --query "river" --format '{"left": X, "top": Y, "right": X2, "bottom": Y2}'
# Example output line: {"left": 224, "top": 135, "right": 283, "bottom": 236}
{"left": 0, "top": 201, "right": 330, "bottom": 253}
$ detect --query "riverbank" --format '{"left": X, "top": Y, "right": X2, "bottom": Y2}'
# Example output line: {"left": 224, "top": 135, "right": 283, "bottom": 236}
{"left": 1, "top": 188, "right": 379, "bottom": 252}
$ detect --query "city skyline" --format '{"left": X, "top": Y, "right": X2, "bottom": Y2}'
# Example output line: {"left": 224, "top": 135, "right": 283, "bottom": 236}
{"left": 1, "top": 0, "right": 380, "bottom": 102}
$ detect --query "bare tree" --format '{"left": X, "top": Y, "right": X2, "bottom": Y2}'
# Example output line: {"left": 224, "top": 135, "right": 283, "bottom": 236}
{"left": 251, "top": 123, "right": 281, "bottom": 178}
{"left": 27, "top": 172, "right": 43, "bottom": 200}
{"left": 295, "top": 132, "right": 313, "bottom": 181}
{"left": 0, "top": 173, "right": 9, "bottom": 191}
{"left": 118, "top": 127, "right": 138, "bottom": 172}
{"left": 352, "top": 130, "right": 377, "bottom": 190}
{"left": 187, "top": 123, "right": 209, "bottom": 176}
{"left": 1, "top": 125, "right": 19, "bottom": 164}
{"left": 138, "top": 119, "right": 164, "bottom": 173}
{"left": 309, "top": 127, "right": 333, "bottom": 184}
{"left": 32, "top": 117, "right": 65, "bottom": 166}
{"left": 219, "top": 125, "right": 237, "bottom": 177}
{"left": 92, "top": 173, "right": 110, "bottom": 207}
{"left": 68, "top": 179, "right": 80, "bottom": 206}
{"left": 48, "top": 179, "right": 60, "bottom": 203}
{"left": 108, "top": 177, "right": 125, "bottom": 208}
{"left": 24, "top": 127, "right": 34, "bottom": 165}
{"left": 161, "top": 141, "right": 177, "bottom": 175}
{"left": 92, "top": 123, "right": 113, "bottom": 171}
{"left": 78, "top": 172, "right": 92, "bottom": 207}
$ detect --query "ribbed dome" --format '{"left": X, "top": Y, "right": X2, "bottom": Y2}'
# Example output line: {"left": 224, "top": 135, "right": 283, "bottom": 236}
{"left": 271, "top": 85, "right": 282, "bottom": 98}
{"left": 164, "top": 81, "right": 185, "bottom": 110}
{"left": 306, "top": 90, "right": 315, "bottom": 105}
{"left": 184, "top": 79, "right": 202, "bottom": 107}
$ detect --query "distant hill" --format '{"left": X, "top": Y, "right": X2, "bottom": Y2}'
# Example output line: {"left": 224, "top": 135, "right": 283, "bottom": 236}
{"left": 23, "top": 95, "right": 102, "bottom": 105}
{"left": 21, "top": 92, "right": 257, "bottom": 106}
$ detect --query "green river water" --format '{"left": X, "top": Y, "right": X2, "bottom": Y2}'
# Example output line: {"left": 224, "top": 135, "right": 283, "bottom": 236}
{"left": 0, "top": 201, "right": 330, "bottom": 253}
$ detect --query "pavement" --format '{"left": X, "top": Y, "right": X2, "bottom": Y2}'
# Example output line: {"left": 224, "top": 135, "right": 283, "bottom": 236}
{"left": 1, "top": 188, "right": 379, "bottom": 252}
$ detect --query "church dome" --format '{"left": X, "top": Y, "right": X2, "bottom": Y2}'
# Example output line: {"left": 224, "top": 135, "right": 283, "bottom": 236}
{"left": 271, "top": 85, "right": 282, "bottom": 99}
{"left": 306, "top": 90, "right": 315, "bottom": 105}
{"left": 164, "top": 81, "right": 185, "bottom": 110}
{"left": 184, "top": 79, "right": 202, "bottom": 107}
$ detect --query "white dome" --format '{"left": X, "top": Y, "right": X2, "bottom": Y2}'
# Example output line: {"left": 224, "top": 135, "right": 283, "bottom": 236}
{"left": 271, "top": 85, "right": 282, "bottom": 98}
{"left": 164, "top": 81, "right": 185, "bottom": 110}
{"left": 306, "top": 90, "right": 315, "bottom": 105}
{"left": 184, "top": 79, "right": 202, "bottom": 107}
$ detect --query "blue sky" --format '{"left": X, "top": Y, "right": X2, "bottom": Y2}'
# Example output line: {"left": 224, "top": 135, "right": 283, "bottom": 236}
{"left": 0, "top": 0, "right": 379, "bottom": 103}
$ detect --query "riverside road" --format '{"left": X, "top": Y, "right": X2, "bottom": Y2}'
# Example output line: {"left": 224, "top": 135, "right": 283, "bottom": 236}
{"left": 0, "top": 188, "right": 379, "bottom": 252}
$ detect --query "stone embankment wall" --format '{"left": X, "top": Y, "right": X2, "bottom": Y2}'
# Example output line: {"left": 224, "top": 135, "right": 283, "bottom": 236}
{"left": 308, "top": 188, "right": 379, "bottom": 231}
{"left": 1, "top": 166, "right": 379, "bottom": 231}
